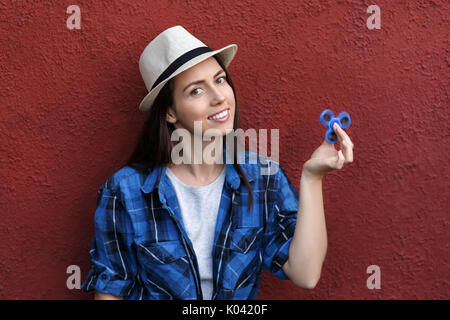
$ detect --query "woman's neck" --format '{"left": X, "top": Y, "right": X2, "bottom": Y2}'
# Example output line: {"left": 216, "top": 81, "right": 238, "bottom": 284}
{"left": 168, "top": 137, "right": 225, "bottom": 186}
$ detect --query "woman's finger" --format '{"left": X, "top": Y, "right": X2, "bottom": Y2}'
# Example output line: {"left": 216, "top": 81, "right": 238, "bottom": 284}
{"left": 336, "top": 149, "right": 345, "bottom": 169}
{"left": 333, "top": 124, "right": 354, "bottom": 163}
{"left": 325, "top": 149, "right": 345, "bottom": 170}
{"left": 333, "top": 123, "right": 354, "bottom": 147}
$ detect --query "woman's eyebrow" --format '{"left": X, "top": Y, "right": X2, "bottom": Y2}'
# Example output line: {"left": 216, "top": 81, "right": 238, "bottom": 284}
{"left": 183, "top": 69, "right": 225, "bottom": 92}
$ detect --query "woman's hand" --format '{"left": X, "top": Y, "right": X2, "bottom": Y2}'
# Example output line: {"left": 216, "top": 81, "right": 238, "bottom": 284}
{"left": 302, "top": 123, "right": 354, "bottom": 180}
{"left": 94, "top": 291, "right": 123, "bottom": 300}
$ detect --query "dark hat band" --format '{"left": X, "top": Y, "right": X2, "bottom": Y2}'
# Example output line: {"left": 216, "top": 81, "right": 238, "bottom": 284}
{"left": 151, "top": 46, "right": 213, "bottom": 90}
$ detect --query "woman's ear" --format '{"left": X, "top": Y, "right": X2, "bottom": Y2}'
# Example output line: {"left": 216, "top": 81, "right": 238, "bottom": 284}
{"left": 166, "top": 105, "right": 177, "bottom": 124}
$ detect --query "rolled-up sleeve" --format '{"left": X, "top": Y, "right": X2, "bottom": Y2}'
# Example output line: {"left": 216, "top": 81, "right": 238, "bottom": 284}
{"left": 81, "top": 183, "right": 139, "bottom": 299}
{"left": 262, "top": 163, "right": 299, "bottom": 280}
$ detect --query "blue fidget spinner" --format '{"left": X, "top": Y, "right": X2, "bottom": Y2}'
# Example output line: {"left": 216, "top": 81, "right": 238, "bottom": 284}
{"left": 319, "top": 109, "right": 351, "bottom": 143}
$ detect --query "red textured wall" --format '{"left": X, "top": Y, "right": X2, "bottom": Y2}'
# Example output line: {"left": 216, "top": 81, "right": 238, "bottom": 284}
{"left": 1, "top": 1, "right": 448, "bottom": 299}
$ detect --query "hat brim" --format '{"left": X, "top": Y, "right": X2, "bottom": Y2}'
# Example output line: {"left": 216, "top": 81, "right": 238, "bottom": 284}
{"left": 138, "top": 43, "right": 238, "bottom": 113}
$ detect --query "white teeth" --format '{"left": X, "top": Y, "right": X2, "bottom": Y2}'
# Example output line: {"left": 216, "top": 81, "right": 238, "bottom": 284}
{"left": 209, "top": 109, "right": 228, "bottom": 120}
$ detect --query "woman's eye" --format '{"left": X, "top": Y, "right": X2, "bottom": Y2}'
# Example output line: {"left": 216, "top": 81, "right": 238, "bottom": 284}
{"left": 191, "top": 88, "right": 202, "bottom": 96}
{"left": 190, "top": 76, "right": 226, "bottom": 96}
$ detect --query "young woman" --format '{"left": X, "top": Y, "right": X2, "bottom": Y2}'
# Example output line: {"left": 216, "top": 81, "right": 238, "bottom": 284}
{"left": 81, "top": 26, "right": 354, "bottom": 300}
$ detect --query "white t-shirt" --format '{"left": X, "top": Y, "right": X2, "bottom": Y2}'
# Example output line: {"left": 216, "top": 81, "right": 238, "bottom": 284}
{"left": 165, "top": 166, "right": 226, "bottom": 300}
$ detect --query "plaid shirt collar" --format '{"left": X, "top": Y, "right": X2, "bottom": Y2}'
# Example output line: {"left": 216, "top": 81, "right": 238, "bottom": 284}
{"left": 140, "top": 140, "right": 255, "bottom": 196}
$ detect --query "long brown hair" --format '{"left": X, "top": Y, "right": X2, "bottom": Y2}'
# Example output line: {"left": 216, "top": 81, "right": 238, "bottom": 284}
{"left": 126, "top": 56, "right": 254, "bottom": 210}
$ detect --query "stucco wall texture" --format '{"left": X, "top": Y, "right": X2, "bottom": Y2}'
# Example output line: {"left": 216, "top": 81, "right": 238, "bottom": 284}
{"left": 0, "top": 0, "right": 448, "bottom": 299}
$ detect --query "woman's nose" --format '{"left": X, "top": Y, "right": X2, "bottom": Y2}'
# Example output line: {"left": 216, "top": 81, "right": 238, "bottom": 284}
{"left": 210, "top": 86, "right": 226, "bottom": 104}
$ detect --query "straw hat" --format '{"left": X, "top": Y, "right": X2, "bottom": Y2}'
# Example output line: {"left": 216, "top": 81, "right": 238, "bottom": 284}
{"left": 138, "top": 25, "right": 238, "bottom": 112}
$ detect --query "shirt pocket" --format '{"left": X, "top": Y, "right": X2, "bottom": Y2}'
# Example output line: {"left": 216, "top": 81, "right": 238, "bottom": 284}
{"left": 222, "top": 226, "right": 263, "bottom": 290}
{"left": 136, "top": 240, "right": 196, "bottom": 299}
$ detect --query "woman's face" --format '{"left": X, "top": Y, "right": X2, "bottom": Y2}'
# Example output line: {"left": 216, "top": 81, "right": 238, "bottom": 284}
{"left": 167, "top": 56, "right": 235, "bottom": 137}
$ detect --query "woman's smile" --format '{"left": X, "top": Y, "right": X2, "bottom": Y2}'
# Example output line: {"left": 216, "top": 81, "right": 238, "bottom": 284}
{"left": 207, "top": 108, "right": 230, "bottom": 122}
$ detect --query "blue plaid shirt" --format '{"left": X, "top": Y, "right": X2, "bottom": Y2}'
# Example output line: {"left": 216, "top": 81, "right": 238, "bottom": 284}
{"left": 81, "top": 149, "right": 299, "bottom": 300}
